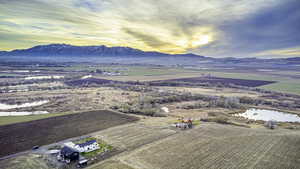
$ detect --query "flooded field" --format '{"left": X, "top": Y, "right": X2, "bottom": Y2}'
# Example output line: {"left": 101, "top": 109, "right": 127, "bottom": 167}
{"left": 25, "top": 75, "right": 64, "bottom": 80}
{"left": 81, "top": 75, "right": 93, "bottom": 79}
{"left": 235, "top": 108, "right": 300, "bottom": 122}
{"left": 0, "top": 100, "right": 49, "bottom": 110}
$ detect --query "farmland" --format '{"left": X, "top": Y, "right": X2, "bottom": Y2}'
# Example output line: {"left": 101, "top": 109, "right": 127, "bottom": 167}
{"left": 92, "top": 65, "right": 300, "bottom": 94}
{"left": 1, "top": 62, "right": 300, "bottom": 94}
{"left": 0, "top": 110, "right": 138, "bottom": 158}
{"left": 89, "top": 120, "right": 300, "bottom": 169}
{"left": 121, "top": 124, "right": 300, "bottom": 169}
{"left": 0, "top": 62, "right": 300, "bottom": 169}
{"left": 1, "top": 116, "right": 300, "bottom": 169}
{"left": 151, "top": 76, "right": 275, "bottom": 87}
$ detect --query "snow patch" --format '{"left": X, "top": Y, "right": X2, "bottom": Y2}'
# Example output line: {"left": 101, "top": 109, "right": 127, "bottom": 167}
{"left": 0, "top": 111, "right": 49, "bottom": 116}
{"left": 0, "top": 100, "right": 49, "bottom": 110}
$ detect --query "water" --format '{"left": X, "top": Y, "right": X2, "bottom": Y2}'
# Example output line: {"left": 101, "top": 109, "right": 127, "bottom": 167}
{"left": 0, "top": 100, "right": 49, "bottom": 110}
{"left": 81, "top": 75, "right": 93, "bottom": 79}
{"left": 235, "top": 108, "right": 300, "bottom": 122}
{"left": 0, "top": 111, "right": 49, "bottom": 116}
{"left": 25, "top": 75, "right": 64, "bottom": 80}
{"left": 257, "top": 69, "right": 274, "bottom": 72}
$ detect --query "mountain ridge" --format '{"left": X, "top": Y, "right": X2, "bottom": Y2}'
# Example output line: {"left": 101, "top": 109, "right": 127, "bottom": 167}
{"left": 0, "top": 44, "right": 206, "bottom": 58}
{"left": 0, "top": 44, "right": 299, "bottom": 63}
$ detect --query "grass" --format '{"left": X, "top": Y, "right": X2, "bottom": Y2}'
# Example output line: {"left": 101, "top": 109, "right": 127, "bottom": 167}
{"left": 170, "top": 119, "right": 201, "bottom": 126}
{"left": 124, "top": 66, "right": 197, "bottom": 76}
{"left": 259, "top": 80, "right": 300, "bottom": 95}
{"left": 96, "top": 65, "right": 300, "bottom": 94}
{"left": 0, "top": 111, "right": 76, "bottom": 126}
{"left": 210, "top": 72, "right": 300, "bottom": 95}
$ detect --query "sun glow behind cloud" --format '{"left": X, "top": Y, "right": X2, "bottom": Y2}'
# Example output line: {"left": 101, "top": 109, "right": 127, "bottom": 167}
{"left": 0, "top": 0, "right": 299, "bottom": 58}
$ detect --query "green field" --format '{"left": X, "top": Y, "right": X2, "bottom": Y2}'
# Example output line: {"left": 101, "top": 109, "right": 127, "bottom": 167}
{"left": 97, "top": 66, "right": 300, "bottom": 95}
{"left": 25, "top": 63, "right": 300, "bottom": 95}
{"left": 203, "top": 71, "right": 300, "bottom": 95}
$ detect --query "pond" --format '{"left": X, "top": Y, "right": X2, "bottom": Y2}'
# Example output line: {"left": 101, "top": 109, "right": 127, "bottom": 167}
{"left": 234, "top": 108, "right": 300, "bottom": 123}
{"left": 0, "top": 111, "right": 49, "bottom": 116}
{"left": 0, "top": 100, "right": 49, "bottom": 110}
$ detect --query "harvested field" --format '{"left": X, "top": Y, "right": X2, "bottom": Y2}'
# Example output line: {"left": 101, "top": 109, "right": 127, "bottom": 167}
{"left": 0, "top": 110, "right": 138, "bottom": 158}
{"left": 94, "top": 119, "right": 176, "bottom": 150}
{"left": 90, "top": 160, "right": 135, "bottom": 169}
{"left": 118, "top": 123, "right": 300, "bottom": 169}
{"left": 153, "top": 76, "right": 275, "bottom": 87}
{"left": 0, "top": 154, "right": 51, "bottom": 169}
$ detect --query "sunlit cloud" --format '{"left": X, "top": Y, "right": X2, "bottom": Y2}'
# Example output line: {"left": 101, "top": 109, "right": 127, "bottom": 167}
{"left": 256, "top": 46, "right": 300, "bottom": 58}
{"left": 0, "top": 0, "right": 299, "bottom": 58}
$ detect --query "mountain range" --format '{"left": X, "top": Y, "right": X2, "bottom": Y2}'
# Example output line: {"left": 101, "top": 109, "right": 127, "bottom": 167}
{"left": 0, "top": 44, "right": 299, "bottom": 65}
{"left": 0, "top": 44, "right": 204, "bottom": 58}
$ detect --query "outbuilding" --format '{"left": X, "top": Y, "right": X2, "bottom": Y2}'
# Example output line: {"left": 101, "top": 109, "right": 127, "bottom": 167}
{"left": 58, "top": 146, "right": 79, "bottom": 163}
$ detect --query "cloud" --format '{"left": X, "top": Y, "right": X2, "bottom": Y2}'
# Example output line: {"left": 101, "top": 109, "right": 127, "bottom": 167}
{"left": 124, "top": 28, "right": 172, "bottom": 48}
{"left": 0, "top": 0, "right": 299, "bottom": 58}
{"left": 256, "top": 46, "right": 300, "bottom": 58}
{"left": 194, "top": 0, "right": 300, "bottom": 58}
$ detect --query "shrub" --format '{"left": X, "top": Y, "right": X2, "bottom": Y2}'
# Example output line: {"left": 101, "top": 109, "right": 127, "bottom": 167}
{"left": 213, "top": 117, "right": 230, "bottom": 124}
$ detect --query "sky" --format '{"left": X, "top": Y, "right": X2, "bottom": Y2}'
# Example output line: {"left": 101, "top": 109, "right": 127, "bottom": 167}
{"left": 0, "top": 0, "right": 299, "bottom": 58}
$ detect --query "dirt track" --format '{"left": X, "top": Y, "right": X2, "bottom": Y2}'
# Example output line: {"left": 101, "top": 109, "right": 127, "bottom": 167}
{"left": 0, "top": 110, "right": 138, "bottom": 158}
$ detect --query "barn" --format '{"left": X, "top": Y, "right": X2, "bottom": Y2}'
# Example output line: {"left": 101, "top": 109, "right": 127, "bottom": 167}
{"left": 58, "top": 146, "right": 79, "bottom": 163}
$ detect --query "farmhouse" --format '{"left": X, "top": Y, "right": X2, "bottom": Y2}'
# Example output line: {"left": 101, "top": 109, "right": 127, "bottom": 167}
{"left": 74, "top": 140, "right": 100, "bottom": 153}
{"left": 57, "top": 146, "right": 79, "bottom": 163}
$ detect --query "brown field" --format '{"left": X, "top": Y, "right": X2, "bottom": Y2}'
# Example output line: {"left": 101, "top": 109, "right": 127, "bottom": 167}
{"left": 85, "top": 118, "right": 300, "bottom": 169}
{"left": 115, "top": 123, "right": 300, "bottom": 169}
{"left": 0, "top": 154, "right": 51, "bottom": 169}
{"left": 92, "top": 160, "right": 135, "bottom": 169}
{"left": 0, "top": 110, "right": 138, "bottom": 158}
{"left": 93, "top": 117, "right": 176, "bottom": 150}
{"left": 1, "top": 116, "right": 300, "bottom": 169}
{"left": 152, "top": 76, "right": 275, "bottom": 87}
{"left": 159, "top": 86, "right": 261, "bottom": 98}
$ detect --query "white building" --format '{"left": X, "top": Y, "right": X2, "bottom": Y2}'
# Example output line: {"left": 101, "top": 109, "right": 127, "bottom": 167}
{"left": 74, "top": 140, "right": 100, "bottom": 153}
{"left": 64, "top": 140, "right": 100, "bottom": 153}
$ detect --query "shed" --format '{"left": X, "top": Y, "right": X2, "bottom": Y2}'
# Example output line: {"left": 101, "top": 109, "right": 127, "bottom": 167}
{"left": 59, "top": 146, "right": 79, "bottom": 163}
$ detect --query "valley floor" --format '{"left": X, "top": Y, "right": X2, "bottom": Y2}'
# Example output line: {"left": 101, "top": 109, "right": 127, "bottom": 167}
{"left": 2, "top": 116, "right": 299, "bottom": 169}
{"left": 1, "top": 63, "right": 300, "bottom": 169}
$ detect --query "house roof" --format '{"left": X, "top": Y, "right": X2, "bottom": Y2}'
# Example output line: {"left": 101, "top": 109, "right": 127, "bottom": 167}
{"left": 61, "top": 146, "right": 78, "bottom": 155}
{"left": 77, "top": 140, "right": 97, "bottom": 147}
